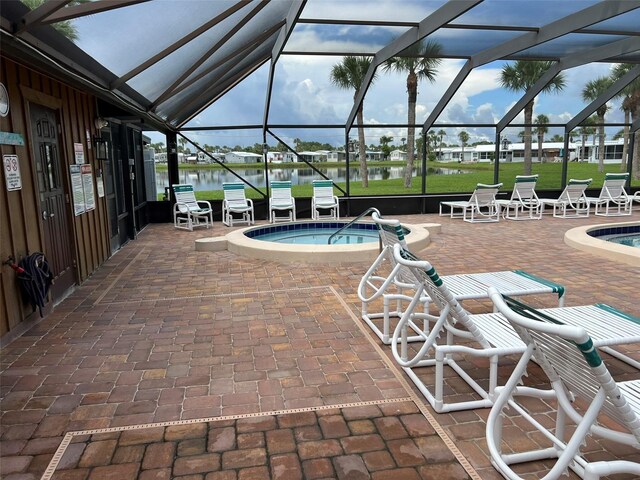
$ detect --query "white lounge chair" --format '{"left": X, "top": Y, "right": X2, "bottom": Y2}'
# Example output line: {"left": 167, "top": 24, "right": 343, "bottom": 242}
{"left": 634, "top": 191, "right": 640, "bottom": 210}
{"left": 486, "top": 289, "right": 640, "bottom": 480}
{"left": 539, "top": 178, "right": 592, "bottom": 218}
{"left": 269, "top": 181, "right": 296, "bottom": 223}
{"left": 390, "top": 244, "right": 640, "bottom": 413}
{"left": 311, "top": 180, "right": 339, "bottom": 220}
{"left": 439, "top": 183, "right": 502, "bottom": 223}
{"left": 172, "top": 184, "right": 213, "bottom": 231}
{"left": 495, "top": 175, "right": 542, "bottom": 220}
{"left": 586, "top": 172, "right": 632, "bottom": 216}
{"left": 358, "top": 212, "right": 566, "bottom": 345}
{"left": 222, "top": 182, "right": 254, "bottom": 227}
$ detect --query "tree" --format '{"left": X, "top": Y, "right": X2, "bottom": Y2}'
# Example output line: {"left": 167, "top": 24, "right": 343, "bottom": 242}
{"left": 534, "top": 114, "right": 549, "bottom": 163}
{"left": 613, "top": 129, "right": 625, "bottom": 140}
{"left": 577, "top": 117, "right": 596, "bottom": 162}
{"left": 383, "top": 41, "right": 442, "bottom": 188}
{"left": 612, "top": 64, "right": 640, "bottom": 176}
{"left": 500, "top": 61, "right": 565, "bottom": 175}
{"left": 458, "top": 131, "right": 469, "bottom": 162}
{"left": 550, "top": 134, "right": 564, "bottom": 142}
{"left": 178, "top": 137, "right": 187, "bottom": 153}
{"left": 437, "top": 129, "right": 446, "bottom": 160}
{"left": 22, "top": 0, "right": 89, "bottom": 41}
{"left": 379, "top": 135, "right": 393, "bottom": 159}
{"left": 330, "top": 56, "right": 376, "bottom": 187}
{"left": 582, "top": 76, "right": 613, "bottom": 173}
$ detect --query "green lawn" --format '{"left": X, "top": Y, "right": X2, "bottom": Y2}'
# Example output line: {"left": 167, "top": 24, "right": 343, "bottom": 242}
{"left": 158, "top": 161, "right": 638, "bottom": 200}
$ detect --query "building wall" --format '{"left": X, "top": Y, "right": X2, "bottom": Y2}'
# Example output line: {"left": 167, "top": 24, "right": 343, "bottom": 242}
{"left": 0, "top": 57, "right": 110, "bottom": 338}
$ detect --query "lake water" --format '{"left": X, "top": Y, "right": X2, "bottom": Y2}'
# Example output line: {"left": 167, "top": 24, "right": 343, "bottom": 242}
{"left": 155, "top": 166, "right": 468, "bottom": 192}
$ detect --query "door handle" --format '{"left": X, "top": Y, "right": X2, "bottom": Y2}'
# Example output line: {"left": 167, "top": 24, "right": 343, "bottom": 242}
{"left": 49, "top": 213, "right": 55, "bottom": 218}
{"left": 42, "top": 211, "right": 55, "bottom": 220}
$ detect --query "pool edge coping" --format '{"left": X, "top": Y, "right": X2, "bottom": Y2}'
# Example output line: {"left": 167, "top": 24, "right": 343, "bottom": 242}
{"left": 221, "top": 221, "right": 432, "bottom": 264}
{"left": 564, "top": 220, "right": 640, "bottom": 267}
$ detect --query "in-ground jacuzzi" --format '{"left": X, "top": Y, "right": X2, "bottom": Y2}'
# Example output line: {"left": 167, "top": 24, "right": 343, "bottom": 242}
{"left": 564, "top": 221, "right": 640, "bottom": 267}
{"left": 223, "top": 220, "right": 432, "bottom": 264}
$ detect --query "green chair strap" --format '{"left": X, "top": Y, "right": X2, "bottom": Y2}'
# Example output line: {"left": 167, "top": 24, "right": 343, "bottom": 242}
{"left": 604, "top": 173, "right": 629, "bottom": 180}
{"left": 313, "top": 180, "right": 333, "bottom": 188}
{"left": 223, "top": 183, "right": 246, "bottom": 190}
{"left": 595, "top": 303, "right": 640, "bottom": 325}
{"left": 513, "top": 270, "right": 565, "bottom": 299}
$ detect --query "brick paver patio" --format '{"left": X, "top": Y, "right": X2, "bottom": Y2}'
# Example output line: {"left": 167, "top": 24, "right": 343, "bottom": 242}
{"left": 1, "top": 212, "right": 638, "bottom": 479}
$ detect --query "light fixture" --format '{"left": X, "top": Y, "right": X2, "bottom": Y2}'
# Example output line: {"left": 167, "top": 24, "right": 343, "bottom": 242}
{"left": 94, "top": 117, "right": 108, "bottom": 129}
{"left": 93, "top": 137, "right": 109, "bottom": 162}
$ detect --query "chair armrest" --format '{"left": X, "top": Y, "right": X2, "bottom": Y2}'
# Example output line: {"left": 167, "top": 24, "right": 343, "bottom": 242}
{"left": 197, "top": 200, "right": 212, "bottom": 210}
{"left": 246, "top": 198, "right": 254, "bottom": 207}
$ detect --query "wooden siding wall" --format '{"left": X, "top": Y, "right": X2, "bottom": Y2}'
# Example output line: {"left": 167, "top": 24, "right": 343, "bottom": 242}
{"left": 0, "top": 57, "right": 111, "bottom": 337}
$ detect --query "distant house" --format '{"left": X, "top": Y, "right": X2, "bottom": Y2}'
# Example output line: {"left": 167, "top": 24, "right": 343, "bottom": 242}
{"left": 225, "top": 151, "right": 263, "bottom": 163}
{"left": 316, "top": 150, "right": 346, "bottom": 162}
{"left": 390, "top": 149, "right": 407, "bottom": 161}
{"left": 283, "top": 151, "right": 326, "bottom": 162}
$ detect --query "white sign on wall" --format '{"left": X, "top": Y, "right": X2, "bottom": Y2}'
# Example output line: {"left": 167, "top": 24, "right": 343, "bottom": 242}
{"left": 81, "top": 164, "right": 95, "bottom": 211}
{"left": 70, "top": 165, "right": 85, "bottom": 215}
{"left": 3, "top": 154, "right": 22, "bottom": 191}
{"left": 74, "top": 142, "right": 85, "bottom": 164}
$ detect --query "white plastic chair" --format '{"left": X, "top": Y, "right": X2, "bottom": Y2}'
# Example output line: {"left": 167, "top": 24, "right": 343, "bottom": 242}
{"left": 269, "top": 181, "right": 296, "bottom": 223}
{"left": 222, "top": 182, "right": 254, "bottom": 227}
{"left": 539, "top": 178, "right": 592, "bottom": 218}
{"left": 487, "top": 289, "right": 640, "bottom": 480}
{"left": 439, "top": 183, "right": 503, "bottom": 223}
{"left": 586, "top": 173, "right": 633, "bottom": 216}
{"left": 495, "top": 175, "right": 542, "bottom": 220}
{"left": 311, "top": 180, "right": 339, "bottom": 220}
{"left": 390, "top": 244, "right": 640, "bottom": 413}
{"left": 172, "top": 184, "right": 213, "bottom": 231}
{"left": 634, "top": 191, "right": 640, "bottom": 210}
{"left": 358, "top": 212, "right": 565, "bottom": 345}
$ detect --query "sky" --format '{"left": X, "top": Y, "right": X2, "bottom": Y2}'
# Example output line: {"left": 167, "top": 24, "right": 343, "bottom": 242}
{"left": 71, "top": 0, "right": 632, "bottom": 150}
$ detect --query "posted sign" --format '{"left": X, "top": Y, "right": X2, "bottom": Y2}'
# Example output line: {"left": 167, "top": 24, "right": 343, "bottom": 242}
{"left": 3, "top": 154, "right": 22, "bottom": 191}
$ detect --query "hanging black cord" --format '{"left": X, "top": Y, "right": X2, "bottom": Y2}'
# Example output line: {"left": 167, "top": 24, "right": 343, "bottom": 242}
{"left": 18, "top": 253, "right": 52, "bottom": 317}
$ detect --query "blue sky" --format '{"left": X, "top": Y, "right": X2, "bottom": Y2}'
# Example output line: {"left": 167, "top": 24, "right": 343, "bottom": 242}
{"left": 72, "top": 0, "right": 629, "bottom": 149}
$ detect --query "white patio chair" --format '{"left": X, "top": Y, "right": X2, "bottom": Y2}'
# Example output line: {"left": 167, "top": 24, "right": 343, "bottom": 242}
{"left": 539, "top": 178, "right": 592, "bottom": 218}
{"left": 586, "top": 173, "right": 632, "bottom": 216}
{"left": 358, "top": 212, "right": 565, "bottom": 345}
{"left": 172, "top": 184, "right": 213, "bottom": 231}
{"left": 495, "top": 175, "right": 542, "bottom": 220}
{"left": 390, "top": 244, "right": 640, "bottom": 413}
{"left": 486, "top": 289, "right": 640, "bottom": 480}
{"left": 439, "top": 183, "right": 503, "bottom": 223}
{"left": 634, "top": 191, "right": 640, "bottom": 209}
{"left": 311, "top": 180, "right": 339, "bottom": 220}
{"left": 222, "top": 182, "right": 254, "bottom": 227}
{"left": 269, "top": 181, "right": 296, "bottom": 223}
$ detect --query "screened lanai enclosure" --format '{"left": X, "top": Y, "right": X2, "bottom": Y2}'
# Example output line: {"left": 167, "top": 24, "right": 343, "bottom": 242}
{"left": 2, "top": 0, "right": 640, "bottom": 219}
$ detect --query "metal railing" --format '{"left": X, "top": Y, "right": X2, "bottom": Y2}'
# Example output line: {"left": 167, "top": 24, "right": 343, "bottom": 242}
{"left": 327, "top": 207, "right": 381, "bottom": 245}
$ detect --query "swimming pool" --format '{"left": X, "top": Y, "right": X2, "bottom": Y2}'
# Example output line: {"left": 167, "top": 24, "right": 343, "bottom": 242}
{"left": 565, "top": 221, "right": 640, "bottom": 266}
{"left": 588, "top": 225, "right": 640, "bottom": 248}
{"left": 245, "top": 222, "right": 379, "bottom": 245}
{"left": 221, "top": 220, "right": 433, "bottom": 264}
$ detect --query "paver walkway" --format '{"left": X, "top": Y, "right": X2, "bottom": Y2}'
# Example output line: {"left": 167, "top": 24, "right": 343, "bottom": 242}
{"left": 1, "top": 212, "right": 639, "bottom": 479}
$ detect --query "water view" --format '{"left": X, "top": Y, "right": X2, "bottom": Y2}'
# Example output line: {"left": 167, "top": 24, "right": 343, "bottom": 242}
{"left": 155, "top": 166, "right": 469, "bottom": 192}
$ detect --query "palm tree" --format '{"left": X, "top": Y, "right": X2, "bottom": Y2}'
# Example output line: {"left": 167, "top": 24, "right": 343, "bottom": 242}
{"left": 612, "top": 64, "right": 640, "bottom": 176}
{"left": 577, "top": 117, "right": 596, "bottom": 162}
{"left": 437, "top": 129, "right": 446, "bottom": 160}
{"left": 550, "top": 134, "right": 564, "bottom": 142}
{"left": 379, "top": 135, "right": 393, "bottom": 159}
{"left": 458, "top": 131, "right": 469, "bottom": 162}
{"left": 330, "top": 56, "right": 376, "bottom": 187}
{"left": 533, "top": 114, "right": 549, "bottom": 163}
{"left": 383, "top": 41, "right": 442, "bottom": 188}
{"left": 22, "top": 0, "right": 89, "bottom": 41}
{"left": 582, "top": 76, "right": 613, "bottom": 173}
{"left": 500, "top": 61, "right": 566, "bottom": 175}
